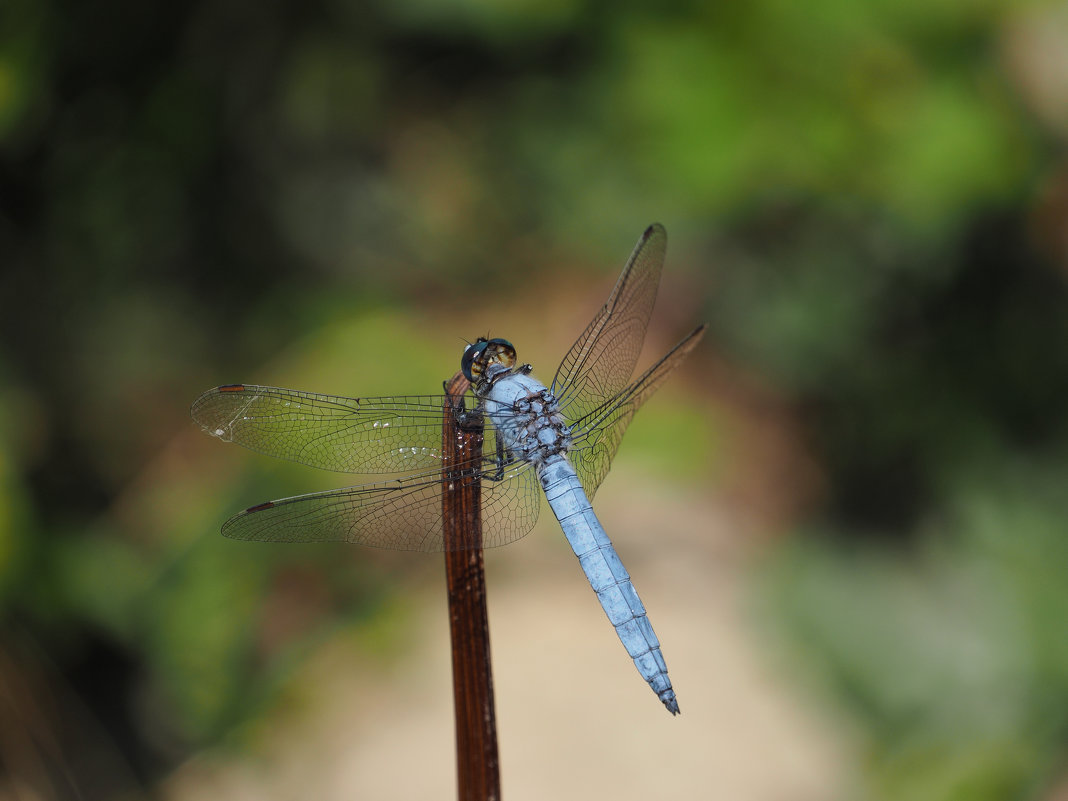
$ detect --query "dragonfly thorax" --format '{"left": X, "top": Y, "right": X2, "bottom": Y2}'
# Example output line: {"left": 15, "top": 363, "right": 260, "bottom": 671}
{"left": 482, "top": 371, "right": 572, "bottom": 466}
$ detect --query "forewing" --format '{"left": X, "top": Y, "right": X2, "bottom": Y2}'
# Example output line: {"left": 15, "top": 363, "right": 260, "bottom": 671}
{"left": 220, "top": 462, "right": 541, "bottom": 551}
{"left": 568, "top": 325, "right": 705, "bottom": 496}
{"left": 191, "top": 384, "right": 490, "bottom": 474}
{"left": 551, "top": 224, "right": 666, "bottom": 424}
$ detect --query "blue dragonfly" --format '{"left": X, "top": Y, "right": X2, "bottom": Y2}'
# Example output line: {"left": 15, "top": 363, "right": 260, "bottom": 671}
{"left": 191, "top": 224, "right": 704, "bottom": 714}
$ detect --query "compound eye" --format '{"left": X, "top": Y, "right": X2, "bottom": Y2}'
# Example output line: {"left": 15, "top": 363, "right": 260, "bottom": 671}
{"left": 461, "top": 337, "right": 518, "bottom": 383}
{"left": 461, "top": 339, "right": 490, "bottom": 382}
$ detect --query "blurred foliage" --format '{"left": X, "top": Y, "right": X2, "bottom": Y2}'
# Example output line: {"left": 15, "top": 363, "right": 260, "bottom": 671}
{"left": 1, "top": 0, "right": 1067, "bottom": 798}
{"left": 761, "top": 457, "right": 1068, "bottom": 800}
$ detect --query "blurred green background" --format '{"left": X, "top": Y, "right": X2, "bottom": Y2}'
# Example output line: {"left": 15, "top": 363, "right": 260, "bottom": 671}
{"left": 2, "top": 0, "right": 1068, "bottom": 798}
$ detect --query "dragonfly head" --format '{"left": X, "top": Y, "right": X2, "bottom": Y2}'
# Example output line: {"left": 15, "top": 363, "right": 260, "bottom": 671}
{"left": 462, "top": 337, "right": 517, "bottom": 383}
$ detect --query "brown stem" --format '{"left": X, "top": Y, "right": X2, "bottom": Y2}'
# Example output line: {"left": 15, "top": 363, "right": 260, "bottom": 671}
{"left": 442, "top": 372, "right": 500, "bottom": 801}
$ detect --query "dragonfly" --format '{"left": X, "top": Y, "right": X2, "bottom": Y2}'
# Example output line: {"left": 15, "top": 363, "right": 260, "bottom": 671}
{"left": 191, "top": 224, "right": 704, "bottom": 714}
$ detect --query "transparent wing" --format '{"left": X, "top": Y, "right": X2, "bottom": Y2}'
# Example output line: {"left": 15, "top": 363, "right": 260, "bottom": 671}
{"left": 221, "top": 461, "right": 541, "bottom": 551}
{"left": 551, "top": 224, "right": 666, "bottom": 424}
{"left": 567, "top": 326, "right": 705, "bottom": 497}
{"left": 191, "top": 384, "right": 499, "bottom": 475}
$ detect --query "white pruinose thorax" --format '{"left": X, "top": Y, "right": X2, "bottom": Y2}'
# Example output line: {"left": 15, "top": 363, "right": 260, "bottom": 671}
{"left": 478, "top": 365, "right": 572, "bottom": 468}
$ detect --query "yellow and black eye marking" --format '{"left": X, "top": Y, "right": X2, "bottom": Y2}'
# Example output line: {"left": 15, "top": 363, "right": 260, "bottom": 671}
{"left": 461, "top": 337, "right": 517, "bottom": 383}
